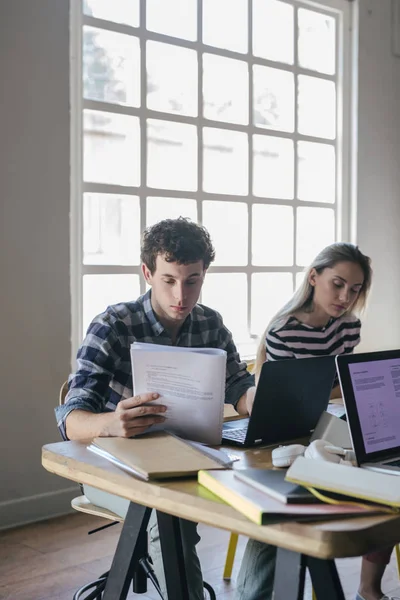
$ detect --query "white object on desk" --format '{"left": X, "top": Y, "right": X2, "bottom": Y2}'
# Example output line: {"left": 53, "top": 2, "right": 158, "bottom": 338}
{"left": 310, "top": 410, "right": 352, "bottom": 449}
{"left": 272, "top": 444, "right": 306, "bottom": 467}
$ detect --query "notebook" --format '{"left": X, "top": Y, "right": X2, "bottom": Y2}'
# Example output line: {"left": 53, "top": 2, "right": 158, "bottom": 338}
{"left": 198, "top": 468, "right": 384, "bottom": 525}
{"left": 286, "top": 455, "right": 400, "bottom": 508}
{"left": 222, "top": 355, "right": 336, "bottom": 447}
{"left": 88, "top": 431, "right": 230, "bottom": 481}
{"left": 336, "top": 349, "right": 400, "bottom": 475}
{"left": 233, "top": 468, "right": 318, "bottom": 504}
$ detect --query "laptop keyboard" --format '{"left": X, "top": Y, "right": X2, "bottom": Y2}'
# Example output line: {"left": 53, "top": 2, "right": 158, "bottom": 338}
{"left": 223, "top": 427, "right": 248, "bottom": 443}
{"left": 386, "top": 459, "right": 400, "bottom": 468}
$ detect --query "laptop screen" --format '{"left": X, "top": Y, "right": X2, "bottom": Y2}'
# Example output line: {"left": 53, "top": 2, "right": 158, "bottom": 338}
{"left": 348, "top": 358, "right": 400, "bottom": 454}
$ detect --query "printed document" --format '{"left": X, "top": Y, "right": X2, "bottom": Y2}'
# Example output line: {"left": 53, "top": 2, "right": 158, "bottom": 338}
{"left": 130, "top": 342, "right": 227, "bottom": 445}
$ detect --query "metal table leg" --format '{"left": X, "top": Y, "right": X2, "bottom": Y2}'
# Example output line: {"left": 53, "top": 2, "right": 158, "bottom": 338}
{"left": 273, "top": 547, "right": 306, "bottom": 600}
{"left": 273, "top": 547, "right": 346, "bottom": 600}
{"left": 307, "top": 556, "right": 346, "bottom": 600}
{"left": 102, "top": 501, "right": 151, "bottom": 600}
{"left": 157, "top": 511, "right": 190, "bottom": 600}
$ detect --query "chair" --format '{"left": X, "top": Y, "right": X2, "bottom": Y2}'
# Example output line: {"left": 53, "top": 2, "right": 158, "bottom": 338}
{"left": 59, "top": 381, "right": 216, "bottom": 599}
{"left": 222, "top": 358, "right": 256, "bottom": 581}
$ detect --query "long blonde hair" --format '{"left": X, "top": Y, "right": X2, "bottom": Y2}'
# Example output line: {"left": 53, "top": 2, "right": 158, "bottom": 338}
{"left": 254, "top": 243, "right": 372, "bottom": 380}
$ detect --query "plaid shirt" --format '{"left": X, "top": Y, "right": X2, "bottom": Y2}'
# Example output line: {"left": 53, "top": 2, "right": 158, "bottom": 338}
{"left": 56, "top": 290, "right": 254, "bottom": 440}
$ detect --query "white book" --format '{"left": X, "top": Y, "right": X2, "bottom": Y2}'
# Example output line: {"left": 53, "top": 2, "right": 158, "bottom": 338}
{"left": 130, "top": 342, "right": 227, "bottom": 445}
{"left": 286, "top": 456, "right": 400, "bottom": 507}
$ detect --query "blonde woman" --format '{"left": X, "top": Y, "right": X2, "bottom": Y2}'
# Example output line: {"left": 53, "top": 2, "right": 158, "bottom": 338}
{"left": 236, "top": 243, "right": 393, "bottom": 600}
{"left": 254, "top": 242, "right": 372, "bottom": 385}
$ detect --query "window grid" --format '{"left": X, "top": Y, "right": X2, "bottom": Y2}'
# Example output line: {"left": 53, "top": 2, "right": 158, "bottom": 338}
{"left": 72, "top": 0, "right": 352, "bottom": 360}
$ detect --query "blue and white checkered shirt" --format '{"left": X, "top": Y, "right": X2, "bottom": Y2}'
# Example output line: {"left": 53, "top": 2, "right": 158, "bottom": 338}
{"left": 55, "top": 290, "right": 254, "bottom": 440}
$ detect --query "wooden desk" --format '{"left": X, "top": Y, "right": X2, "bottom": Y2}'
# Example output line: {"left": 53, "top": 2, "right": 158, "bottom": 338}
{"left": 42, "top": 440, "right": 400, "bottom": 600}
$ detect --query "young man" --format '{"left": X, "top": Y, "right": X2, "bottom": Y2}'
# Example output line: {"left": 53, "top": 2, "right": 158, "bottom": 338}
{"left": 56, "top": 218, "right": 255, "bottom": 599}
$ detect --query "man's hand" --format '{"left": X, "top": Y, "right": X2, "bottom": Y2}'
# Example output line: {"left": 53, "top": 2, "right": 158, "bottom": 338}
{"left": 65, "top": 393, "right": 167, "bottom": 440}
{"left": 102, "top": 393, "right": 167, "bottom": 437}
{"left": 235, "top": 386, "right": 256, "bottom": 416}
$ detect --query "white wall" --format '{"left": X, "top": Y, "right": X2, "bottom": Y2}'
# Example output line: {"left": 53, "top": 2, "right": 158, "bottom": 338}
{"left": 0, "top": 0, "right": 399, "bottom": 529}
{"left": 0, "top": 0, "right": 78, "bottom": 530}
{"left": 356, "top": 0, "right": 400, "bottom": 351}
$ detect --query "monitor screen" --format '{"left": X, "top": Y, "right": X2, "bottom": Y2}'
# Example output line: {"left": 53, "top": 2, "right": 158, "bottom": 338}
{"left": 349, "top": 358, "right": 400, "bottom": 454}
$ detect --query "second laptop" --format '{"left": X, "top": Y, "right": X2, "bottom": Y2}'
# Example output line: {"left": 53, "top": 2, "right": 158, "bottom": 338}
{"left": 222, "top": 355, "right": 337, "bottom": 447}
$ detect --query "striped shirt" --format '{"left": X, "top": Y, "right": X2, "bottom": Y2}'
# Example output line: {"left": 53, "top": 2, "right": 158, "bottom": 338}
{"left": 55, "top": 289, "right": 254, "bottom": 440}
{"left": 266, "top": 313, "right": 361, "bottom": 362}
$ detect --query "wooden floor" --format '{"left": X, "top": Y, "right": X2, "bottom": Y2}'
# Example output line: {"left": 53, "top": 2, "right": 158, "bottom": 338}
{"left": 1, "top": 512, "right": 400, "bottom": 600}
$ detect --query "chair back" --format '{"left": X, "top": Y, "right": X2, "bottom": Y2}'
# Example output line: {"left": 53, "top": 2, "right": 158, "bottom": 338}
{"left": 59, "top": 381, "right": 68, "bottom": 406}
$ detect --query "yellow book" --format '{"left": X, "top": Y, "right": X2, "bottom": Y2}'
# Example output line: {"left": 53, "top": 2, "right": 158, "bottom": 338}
{"left": 89, "top": 431, "right": 228, "bottom": 481}
{"left": 286, "top": 456, "right": 400, "bottom": 508}
{"left": 198, "top": 469, "right": 383, "bottom": 525}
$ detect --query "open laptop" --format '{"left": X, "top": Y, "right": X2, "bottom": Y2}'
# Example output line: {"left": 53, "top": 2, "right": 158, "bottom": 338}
{"left": 222, "top": 355, "right": 336, "bottom": 447}
{"left": 336, "top": 349, "right": 400, "bottom": 474}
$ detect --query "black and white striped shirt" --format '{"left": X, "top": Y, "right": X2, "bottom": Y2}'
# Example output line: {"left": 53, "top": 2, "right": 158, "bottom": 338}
{"left": 266, "top": 313, "right": 361, "bottom": 362}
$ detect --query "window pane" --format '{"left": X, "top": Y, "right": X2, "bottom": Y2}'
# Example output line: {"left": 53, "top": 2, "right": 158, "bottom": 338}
{"left": 252, "top": 204, "right": 293, "bottom": 266}
{"left": 253, "top": 66, "right": 294, "bottom": 132}
{"left": 83, "top": 274, "right": 140, "bottom": 337}
{"left": 251, "top": 273, "right": 293, "bottom": 335}
{"left": 253, "top": 0, "right": 294, "bottom": 64}
{"left": 147, "top": 120, "right": 197, "bottom": 191}
{"left": 298, "top": 9, "right": 336, "bottom": 75}
{"left": 147, "top": 42, "right": 197, "bottom": 117}
{"left": 203, "top": 128, "right": 248, "bottom": 195}
{"left": 203, "top": 54, "right": 248, "bottom": 125}
{"left": 296, "top": 207, "right": 335, "bottom": 266}
{"left": 84, "top": 110, "right": 140, "bottom": 186}
{"left": 203, "top": 201, "right": 248, "bottom": 266}
{"left": 146, "top": 197, "right": 197, "bottom": 226}
{"left": 298, "top": 76, "right": 336, "bottom": 139}
{"left": 201, "top": 273, "right": 248, "bottom": 343}
{"left": 203, "top": 0, "right": 248, "bottom": 54}
{"left": 83, "top": 28, "right": 140, "bottom": 106}
{"left": 298, "top": 142, "right": 336, "bottom": 203}
{"left": 83, "top": 194, "right": 140, "bottom": 265}
{"left": 147, "top": 0, "right": 197, "bottom": 41}
{"left": 83, "top": 0, "right": 139, "bottom": 27}
{"left": 253, "top": 135, "right": 294, "bottom": 199}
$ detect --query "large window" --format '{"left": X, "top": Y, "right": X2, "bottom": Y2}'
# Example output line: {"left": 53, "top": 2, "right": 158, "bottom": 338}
{"left": 71, "top": 0, "right": 353, "bottom": 360}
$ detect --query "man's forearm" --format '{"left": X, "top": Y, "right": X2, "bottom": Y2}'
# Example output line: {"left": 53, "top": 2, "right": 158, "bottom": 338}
{"left": 65, "top": 409, "right": 115, "bottom": 441}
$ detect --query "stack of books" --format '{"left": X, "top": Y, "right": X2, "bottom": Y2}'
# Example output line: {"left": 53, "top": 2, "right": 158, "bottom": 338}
{"left": 198, "top": 466, "right": 389, "bottom": 525}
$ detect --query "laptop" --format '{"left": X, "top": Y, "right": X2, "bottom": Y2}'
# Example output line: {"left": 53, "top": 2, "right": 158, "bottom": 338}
{"left": 222, "top": 355, "right": 336, "bottom": 447}
{"left": 336, "top": 349, "right": 400, "bottom": 474}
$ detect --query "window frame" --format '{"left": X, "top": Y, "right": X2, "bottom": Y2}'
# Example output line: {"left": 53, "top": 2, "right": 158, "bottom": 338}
{"left": 70, "top": 0, "right": 355, "bottom": 365}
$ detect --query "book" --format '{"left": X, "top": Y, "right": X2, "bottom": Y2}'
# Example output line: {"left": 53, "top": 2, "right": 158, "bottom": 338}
{"left": 286, "top": 456, "right": 400, "bottom": 508}
{"left": 130, "top": 342, "right": 227, "bottom": 445}
{"left": 88, "top": 431, "right": 230, "bottom": 481}
{"left": 198, "top": 469, "right": 386, "bottom": 525}
{"left": 233, "top": 469, "right": 319, "bottom": 504}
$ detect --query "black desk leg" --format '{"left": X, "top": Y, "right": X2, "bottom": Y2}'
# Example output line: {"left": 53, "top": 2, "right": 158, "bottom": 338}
{"left": 307, "top": 556, "right": 346, "bottom": 600}
{"left": 102, "top": 501, "right": 151, "bottom": 600}
{"left": 157, "top": 511, "right": 190, "bottom": 600}
{"left": 273, "top": 547, "right": 306, "bottom": 600}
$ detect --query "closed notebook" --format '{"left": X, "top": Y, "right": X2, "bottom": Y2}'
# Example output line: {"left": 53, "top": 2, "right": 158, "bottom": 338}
{"left": 198, "top": 469, "right": 384, "bottom": 525}
{"left": 89, "top": 431, "right": 228, "bottom": 481}
{"left": 234, "top": 469, "right": 318, "bottom": 504}
{"left": 286, "top": 456, "right": 400, "bottom": 508}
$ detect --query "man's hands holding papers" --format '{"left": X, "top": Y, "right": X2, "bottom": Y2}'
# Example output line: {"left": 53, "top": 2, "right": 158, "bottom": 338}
{"left": 106, "top": 393, "right": 167, "bottom": 437}
{"left": 65, "top": 393, "right": 167, "bottom": 440}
